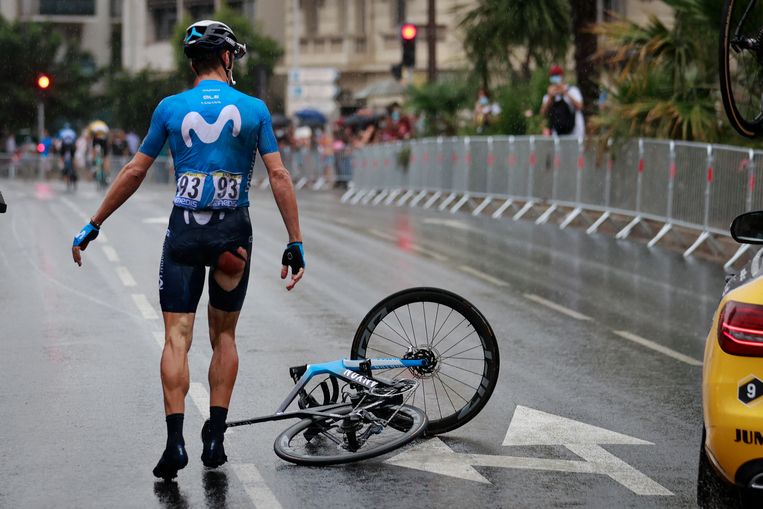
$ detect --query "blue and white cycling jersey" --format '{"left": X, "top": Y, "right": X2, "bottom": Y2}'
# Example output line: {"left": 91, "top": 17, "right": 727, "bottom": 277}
{"left": 139, "top": 80, "right": 278, "bottom": 210}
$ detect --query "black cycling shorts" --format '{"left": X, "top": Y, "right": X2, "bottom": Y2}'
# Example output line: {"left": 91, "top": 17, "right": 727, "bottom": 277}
{"left": 159, "top": 206, "right": 252, "bottom": 313}
{"left": 92, "top": 137, "right": 109, "bottom": 156}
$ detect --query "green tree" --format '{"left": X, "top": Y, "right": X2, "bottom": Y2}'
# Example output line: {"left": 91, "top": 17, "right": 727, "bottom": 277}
{"left": 592, "top": 0, "right": 726, "bottom": 141}
{"left": 107, "top": 70, "right": 178, "bottom": 135}
{"left": 0, "top": 16, "right": 99, "bottom": 134}
{"left": 172, "top": 6, "right": 283, "bottom": 99}
{"left": 459, "top": 0, "right": 571, "bottom": 88}
{"left": 569, "top": 0, "right": 599, "bottom": 118}
{"left": 407, "top": 80, "right": 472, "bottom": 136}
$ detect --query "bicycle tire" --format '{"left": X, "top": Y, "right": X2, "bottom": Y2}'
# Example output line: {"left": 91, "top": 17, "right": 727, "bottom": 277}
{"left": 350, "top": 287, "right": 499, "bottom": 435}
{"left": 273, "top": 403, "right": 427, "bottom": 466}
{"left": 720, "top": 0, "right": 763, "bottom": 138}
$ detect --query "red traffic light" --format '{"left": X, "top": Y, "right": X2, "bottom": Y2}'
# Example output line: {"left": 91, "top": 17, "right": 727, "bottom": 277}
{"left": 37, "top": 74, "right": 51, "bottom": 90}
{"left": 37, "top": 143, "right": 45, "bottom": 153}
{"left": 401, "top": 23, "right": 417, "bottom": 41}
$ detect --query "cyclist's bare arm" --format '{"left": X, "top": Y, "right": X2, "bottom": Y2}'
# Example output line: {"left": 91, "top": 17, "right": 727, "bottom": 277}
{"left": 262, "top": 151, "right": 304, "bottom": 289}
{"left": 72, "top": 153, "right": 154, "bottom": 266}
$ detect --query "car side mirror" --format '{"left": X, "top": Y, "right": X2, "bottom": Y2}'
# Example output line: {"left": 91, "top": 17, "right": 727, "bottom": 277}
{"left": 731, "top": 211, "right": 763, "bottom": 244}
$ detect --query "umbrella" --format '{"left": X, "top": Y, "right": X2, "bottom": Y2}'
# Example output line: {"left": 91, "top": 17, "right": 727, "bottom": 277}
{"left": 295, "top": 108, "right": 328, "bottom": 127}
{"left": 271, "top": 113, "right": 290, "bottom": 129}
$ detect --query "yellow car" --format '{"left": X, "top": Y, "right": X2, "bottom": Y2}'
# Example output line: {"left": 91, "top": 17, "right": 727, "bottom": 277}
{"left": 699, "top": 211, "right": 763, "bottom": 508}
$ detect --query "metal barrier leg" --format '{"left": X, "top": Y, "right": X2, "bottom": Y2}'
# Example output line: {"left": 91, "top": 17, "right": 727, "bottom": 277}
{"left": 647, "top": 223, "right": 673, "bottom": 248}
{"left": 371, "top": 189, "right": 389, "bottom": 205}
{"left": 586, "top": 211, "right": 611, "bottom": 234}
{"left": 491, "top": 198, "right": 514, "bottom": 219}
{"left": 513, "top": 200, "right": 536, "bottom": 221}
{"left": 535, "top": 204, "right": 558, "bottom": 225}
{"left": 616, "top": 216, "right": 642, "bottom": 240}
{"left": 296, "top": 177, "right": 309, "bottom": 189}
{"left": 472, "top": 197, "right": 493, "bottom": 216}
{"left": 725, "top": 244, "right": 751, "bottom": 270}
{"left": 312, "top": 176, "right": 326, "bottom": 190}
{"left": 350, "top": 189, "right": 369, "bottom": 205}
{"left": 396, "top": 189, "right": 415, "bottom": 206}
{"left": 683, "top": 231, "right": 711, "bottom": 258}
{"left": 438, "top": 193, "right": 458, "bottom": 211}
{"left": 409, "top": 190, "right": 429, "bottom": 207}
{"left": 450, "top": 194, "right": 471, "bottom": 214}
{"left": 384, "top": 189, "right": 402, "bottom": 205}
{"left": 423, "top": 191, "right": 442, "bottom": 209}
{"left": 340, "top": 187, "right": 356, "bottom": 203}
{"left": 259, "top": 179, "right": 270, "bottom": 190}
{"left": 559, "top": 207, "right": 583, "bottom": 230}
{"left": 360, "top": 189, "right": 379, "bottom": 205}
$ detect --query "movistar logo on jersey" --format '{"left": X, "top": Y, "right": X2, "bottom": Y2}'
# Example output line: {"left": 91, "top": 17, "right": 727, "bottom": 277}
{"left": 181, "top": 105, "right": 242, "bottom": 148}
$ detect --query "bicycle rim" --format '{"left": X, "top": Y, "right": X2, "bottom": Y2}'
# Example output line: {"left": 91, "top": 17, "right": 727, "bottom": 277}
{"left": 720, "top": 0, "right": 763, "bottom": 137}
{"left": 351, "top": 288, "right": 500, "bottom": 435}
{"left": 273, "top": 404, "right": 427, "bottom": 465}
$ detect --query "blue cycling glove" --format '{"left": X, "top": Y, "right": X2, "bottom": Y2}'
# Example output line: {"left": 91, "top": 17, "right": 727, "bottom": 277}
{"left": 282, "top": 241, "right": 305, "bottom": 274}
{"left": 73, "top": 220, "right": 100, "bottom": 250}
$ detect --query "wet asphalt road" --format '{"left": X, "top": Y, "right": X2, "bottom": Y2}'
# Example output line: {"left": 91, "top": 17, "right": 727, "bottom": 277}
{"left": 0, "top": 178, "right": 724, "bottom": 508}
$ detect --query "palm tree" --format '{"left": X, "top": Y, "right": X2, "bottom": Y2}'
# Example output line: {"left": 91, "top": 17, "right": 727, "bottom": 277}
{"left": 569, "top": 0, "right": 598, "bottom": 118}
{"left": 591, "top": 0, "right": 727, "bottom": 142}
{"left": 459, "top": 0, "right": 571, "bottom": 88}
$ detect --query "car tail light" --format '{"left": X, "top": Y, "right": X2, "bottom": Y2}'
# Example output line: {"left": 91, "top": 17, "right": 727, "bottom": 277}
{"left": 719, "top": 301, "right": 763, "bottom": 356}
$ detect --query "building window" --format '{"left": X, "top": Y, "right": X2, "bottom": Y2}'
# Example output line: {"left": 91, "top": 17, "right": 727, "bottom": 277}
{"left": 151, "top": 7, "right": 177, "bottom": 41}
{"left": 355, "top": 0, "right": 365, "bottom": 35}
{"left": 303, "top": 0, "right": 319, "bottom": 36}
{"left": 337, "top": 0, "right": 347, "bottom": 32}
{"left": 392, "top": 0, "right": 406, "bottom": 26}
{"left": 39, "top": 0, "right": 95, "bottom": 16}
{"left": 110, "top": 0, "right": 122, "bottom": 18}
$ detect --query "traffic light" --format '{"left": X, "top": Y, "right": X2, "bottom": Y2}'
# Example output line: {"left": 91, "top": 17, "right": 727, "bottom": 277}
{"left": 401, "top": 23, "right": 416, "bottom": 68}
{"left": 390, "top": 63, "right": 403, "bottom": 81}
{"left": 36, "top": 74, "right": 51, "bottom": 90}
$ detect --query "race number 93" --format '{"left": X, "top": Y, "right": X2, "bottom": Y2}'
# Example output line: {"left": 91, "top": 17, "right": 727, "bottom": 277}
{"left": 177, "top": 173, "right": 203, "bottom": 200}
{"left": 213, "top": 172, "right": 241, "bottom": 201}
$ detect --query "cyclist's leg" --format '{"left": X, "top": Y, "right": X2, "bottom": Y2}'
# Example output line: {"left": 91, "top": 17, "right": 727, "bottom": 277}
{"left": 154, "top": 227, "right": 206, "bottom": 479}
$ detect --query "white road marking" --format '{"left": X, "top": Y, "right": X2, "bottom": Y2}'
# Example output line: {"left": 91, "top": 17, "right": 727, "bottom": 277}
{"left": 152, "top": 331, "right": 164, "bottom": 349}
{"left": 423, "top": 218, "right": 473, "bottom": 231}
{"left": 458, "top": 265, "right": 509, "bottom": 287}
{"left": 387, "top": 405, "right": 673, "bottom": 496}
{"left": 142, "top": 217, "right": 168, "bottom": 224}
{"left": 233, "top": 464, "right": 285, "bottom": 509}
{"left": 60, "top": 195, "right": 108, "bottom": 242}
{"left": 368, "top": 228, "right": 397, "bottom": 241}
{"left": 102, "top": 245, "right": 120, "bottom": 262}
{"left": 189, "top": 382, "right": 210, "bottom": 419}
{"left": 132, "top": 294, "right": 158, "bottom": 319}
{"left": 523, "top": 293, "right": 592, "bottom": 321}
{"left": 613, "top": 330, "right": 703, "bottom": 367}
{"left": 116, "top": 266, "right": 137, "bottom": 287}
{"left": 410, "top": 244, "right": 449, "bottom": 262}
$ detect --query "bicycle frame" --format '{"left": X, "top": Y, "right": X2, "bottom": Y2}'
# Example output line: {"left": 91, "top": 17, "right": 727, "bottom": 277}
{"left": 226, "top": 357, "right": 426, "bottom": 429}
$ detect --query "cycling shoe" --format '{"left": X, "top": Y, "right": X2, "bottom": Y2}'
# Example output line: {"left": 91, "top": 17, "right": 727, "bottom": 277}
{"left": 152, "top": 443, "right": 189, "bottom": 480}
{"left": 201, "top": 430, "right": 227, "bottom": 468}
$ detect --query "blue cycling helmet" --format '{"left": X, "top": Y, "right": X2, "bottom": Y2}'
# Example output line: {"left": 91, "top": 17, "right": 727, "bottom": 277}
{"left": 183, "top": 20, "right": 247, "bottom": 60}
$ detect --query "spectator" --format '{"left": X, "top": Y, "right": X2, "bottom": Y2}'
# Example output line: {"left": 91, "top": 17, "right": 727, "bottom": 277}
{"left": 540, "top": 64, "right": 584, "bottom": 138}
{"left": 4, "top": 132, "right": 15, "bottom": 155}
{"left": 125, "top": 130, "right": 141, "bottom": 155}
{"left": 473, "top": 88, "right": 501, "bottom": 133}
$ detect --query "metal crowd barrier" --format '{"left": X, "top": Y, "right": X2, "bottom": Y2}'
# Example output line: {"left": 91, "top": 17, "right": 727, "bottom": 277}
{"left": 342, "top": 136, "right": 763, "bottom": 268}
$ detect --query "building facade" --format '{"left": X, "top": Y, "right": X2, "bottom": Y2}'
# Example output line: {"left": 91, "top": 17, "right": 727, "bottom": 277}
{"left": 0, "top": 0, "right": 283, "bottom": 72}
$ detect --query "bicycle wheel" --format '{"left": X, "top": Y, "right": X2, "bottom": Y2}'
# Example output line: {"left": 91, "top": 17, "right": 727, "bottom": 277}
{"left": 273, "top": 403, "right": 427, "bottom": 466}
{"left": 350, "top": 288, "right": 500, "bottom": 435}
{"left": 720, "top": 0, "right": 763, "bottom": 137}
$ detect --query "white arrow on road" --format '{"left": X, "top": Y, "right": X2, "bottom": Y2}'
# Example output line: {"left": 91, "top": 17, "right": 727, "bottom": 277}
{"left": 385, "top": 406, "right": 673, "bottom": 496}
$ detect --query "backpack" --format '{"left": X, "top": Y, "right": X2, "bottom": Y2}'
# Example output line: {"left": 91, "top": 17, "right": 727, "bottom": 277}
{"left": 547, "top": 98, "right": 575, "bottom": 135}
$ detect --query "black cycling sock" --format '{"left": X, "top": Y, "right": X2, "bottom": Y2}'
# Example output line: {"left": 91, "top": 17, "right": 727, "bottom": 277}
{"left": 209, "top": 406, "right": 228, "bottom": 436}
{"left": 166, "top": 413, "right": 185, "bottom": 446}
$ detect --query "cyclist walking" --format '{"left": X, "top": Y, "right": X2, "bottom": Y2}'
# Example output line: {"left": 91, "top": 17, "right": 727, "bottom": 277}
{"left": 71, "top": 20, "right": 305, "bottom": 480}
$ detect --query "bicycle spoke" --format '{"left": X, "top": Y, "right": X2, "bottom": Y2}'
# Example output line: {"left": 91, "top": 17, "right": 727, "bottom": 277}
{"left": 435, "top": 375, "right": 459, "bottom": 414}
{"left": 443, "top": 343, "right": 484, "bottom": 360}
{"left": 379, "top": 319, "right": 415, "bottom": 348}
{"left": 430, "top": 307, "right": 454, "bottom": 345}
{"left": 446, "top": 356, "right": 486, "bottom": 361}
{"left": 422, "top": 301, "right": 429, "bottom": 343}
{"left": 434, "top": 374, "right": 470, "bottom": 404}
{"left": 407, "top": 305, "right": 418, "bottom": 348}
{"left": 431, "top": 303, "right": 440, "bottom": 344}
{"left": 432, "top": 317, "right": 468, "bottom": 349}
{"left": 371, "top": 329, "right": 414, "bottom": 351}
{"left": 440, "top": 361, "right": 484, "bottom": 377}
{"left": 392, "top": 310, "right": 414, "bottom": 346}
{"left": 438, "top": 370, "right": 479, "bottom": 392}
{"left": 431, "top": 376, "right": 444, "bottom": 420}
{"left": 438, "top": 329, "right": 477, "bottom": 356}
